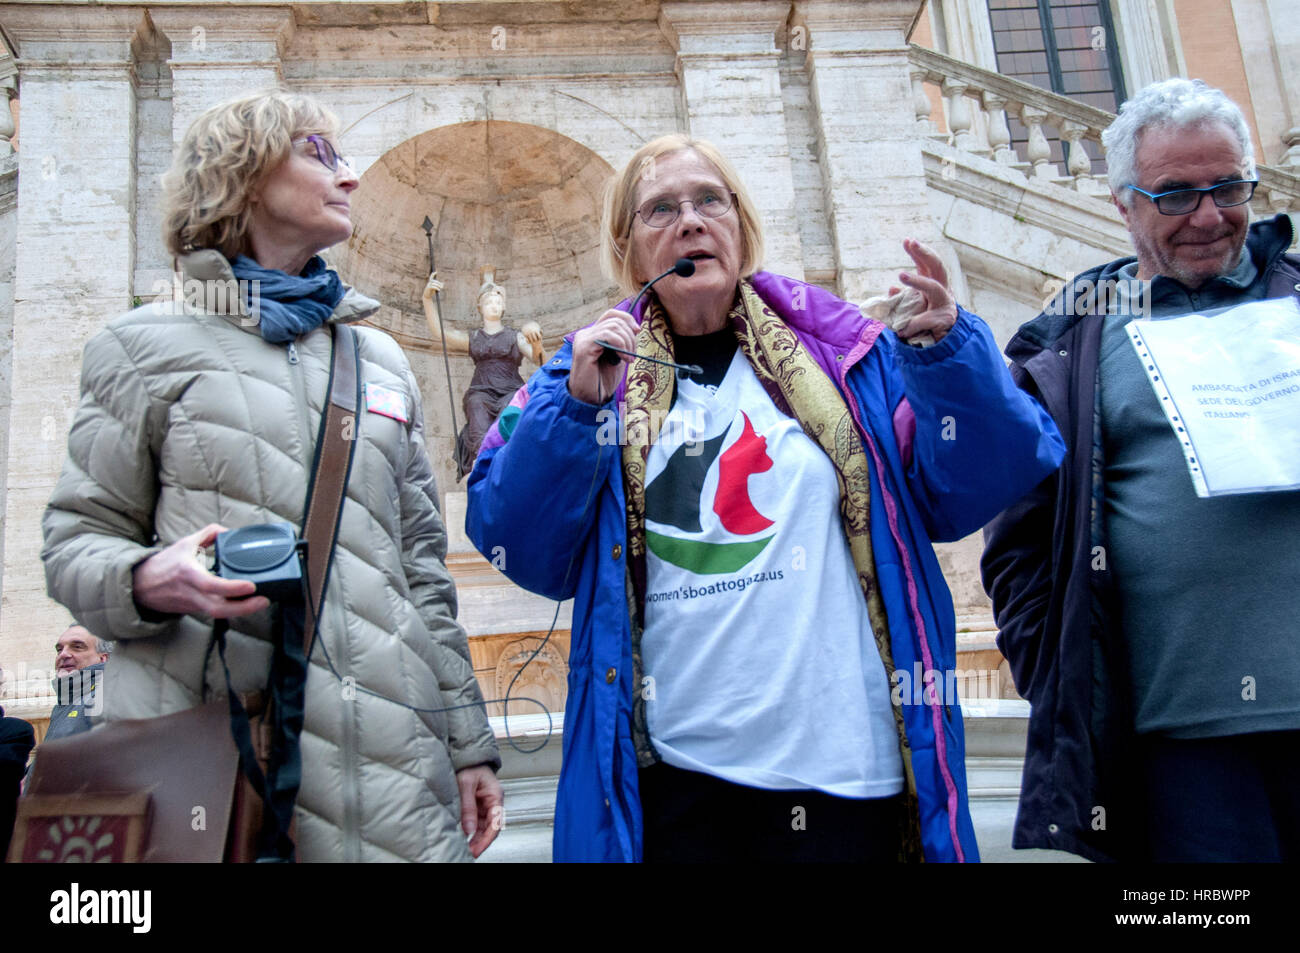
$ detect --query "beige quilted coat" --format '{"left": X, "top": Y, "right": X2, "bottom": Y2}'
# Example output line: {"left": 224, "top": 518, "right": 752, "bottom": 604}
{"left": 41, "top": 250, "right": 499, "bottom": 862}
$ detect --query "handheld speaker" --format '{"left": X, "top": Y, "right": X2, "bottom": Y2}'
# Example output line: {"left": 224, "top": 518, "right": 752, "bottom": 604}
{"left": 213, "top": 523, "right": 306, "bottom": 604}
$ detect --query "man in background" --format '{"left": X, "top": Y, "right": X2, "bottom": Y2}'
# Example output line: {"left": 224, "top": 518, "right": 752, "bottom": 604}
{"left": 982, "top": 78, "right": 1300, "bottom": 862}
{"left": 47, "top": 625, "right": 110, "bottom": 741}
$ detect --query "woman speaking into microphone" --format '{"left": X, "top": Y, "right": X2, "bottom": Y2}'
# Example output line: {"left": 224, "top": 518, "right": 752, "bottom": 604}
{"left": 467, "top": 133, "right": 1064, "bottom": 863}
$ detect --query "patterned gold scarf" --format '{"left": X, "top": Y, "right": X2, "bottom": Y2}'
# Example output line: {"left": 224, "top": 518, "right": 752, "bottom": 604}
{"left": 622, "top": 280, "right": 924, "bottom": 861}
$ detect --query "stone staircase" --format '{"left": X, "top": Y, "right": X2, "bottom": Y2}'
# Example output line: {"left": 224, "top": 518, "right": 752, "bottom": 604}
{"left": 481, "top": 704, "right": 1087, "bottom": 863}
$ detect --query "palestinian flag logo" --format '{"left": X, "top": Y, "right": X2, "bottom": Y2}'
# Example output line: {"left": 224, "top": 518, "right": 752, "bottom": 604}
{"left": 645, "top": 411, "right": 775, "bottom": 574}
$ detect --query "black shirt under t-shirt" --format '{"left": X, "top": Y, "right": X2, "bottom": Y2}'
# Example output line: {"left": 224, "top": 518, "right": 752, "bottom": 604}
{"left": 670, "top": 326, "right": 737, "bottom": 404}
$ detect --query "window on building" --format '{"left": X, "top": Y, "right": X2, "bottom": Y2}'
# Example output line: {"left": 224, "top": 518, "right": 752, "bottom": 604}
{"left": 988, "top": 0, "right": 1126, "bottom": 173}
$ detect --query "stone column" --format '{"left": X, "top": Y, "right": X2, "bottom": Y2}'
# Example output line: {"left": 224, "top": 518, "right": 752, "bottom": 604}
{"left": 1230, "top": 0, "right": 1293, "bottom": 166}
{"left": 0, "top": 5, "right": 146, "bottom": 677}
{"left": 1112, "top": 0, "right": 1186, "bottom": 93}
{"left": 150, "top": 8, "right": 293, "bottom": 148}
{"left": 796, "top": 0, "right": 965, "bottom": 303}
{"left": 937, "top": 0, "right": 999, "bottom": 70}
{"left": 659, "top": 1, "right": 805, "bottom": 279}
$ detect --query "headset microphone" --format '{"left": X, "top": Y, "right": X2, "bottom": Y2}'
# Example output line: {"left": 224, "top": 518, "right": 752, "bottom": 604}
{"left": 598, "top": 258, "right": 700, "bottom": 373}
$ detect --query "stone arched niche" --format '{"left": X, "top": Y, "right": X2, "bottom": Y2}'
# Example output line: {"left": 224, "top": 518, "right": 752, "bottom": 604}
{"left": 335, "top": 121, "right": 620, "bottom": 492}
{"left": 339, "top": 120, "right": 619, "bottom": 355}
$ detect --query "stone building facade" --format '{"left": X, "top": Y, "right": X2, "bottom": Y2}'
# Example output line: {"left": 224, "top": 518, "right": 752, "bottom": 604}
{"left": 0, "top": 0, "right": 1295, "bottom": 857}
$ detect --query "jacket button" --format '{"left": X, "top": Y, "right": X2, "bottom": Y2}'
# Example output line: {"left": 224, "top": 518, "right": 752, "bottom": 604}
{"left": 611, "top": 544, "right": 622, "bottom": 560}
{"left": 1048, "top": 823, "right": 1059, "bottom": 834}
{"left": 606, "top": 667, "right": 617, "bottom": 683}
{"left": 835, "top": 353, "right": 844, "bottom": 361}
{"left": 604, "top": 798, "right": 611, "bottom": 808}
{"left": 1294, "top": 283, "right": 1300, "bottom": 292}
{"left": 1058, "top": 349, "right": 1068, "bottom": 357}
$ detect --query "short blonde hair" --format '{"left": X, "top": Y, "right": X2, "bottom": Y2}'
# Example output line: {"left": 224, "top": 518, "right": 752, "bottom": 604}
{"left": 162, "top": 89, "right": 339, "bottom": 258}
{"left": 599, "top": 134, "right": 766, "bottom": 298}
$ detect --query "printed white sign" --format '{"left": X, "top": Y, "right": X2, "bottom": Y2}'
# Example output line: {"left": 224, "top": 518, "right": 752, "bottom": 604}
{"left": 1127, "top": 296, "right": 1300, "bottom": 497}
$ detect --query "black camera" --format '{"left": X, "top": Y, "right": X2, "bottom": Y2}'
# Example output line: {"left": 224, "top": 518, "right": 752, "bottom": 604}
{"left": 213, "top": 523, "right": 307, "bottom": 604}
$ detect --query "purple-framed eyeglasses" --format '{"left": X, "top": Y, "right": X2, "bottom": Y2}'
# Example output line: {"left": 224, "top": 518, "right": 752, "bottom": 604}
{"left": 293, "top": 134, "right": 354, "bottom": 174}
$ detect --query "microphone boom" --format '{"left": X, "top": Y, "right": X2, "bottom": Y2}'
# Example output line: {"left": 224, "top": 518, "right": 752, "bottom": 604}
{"left": 599, "top": 258, "right": 696, "bottom": 366}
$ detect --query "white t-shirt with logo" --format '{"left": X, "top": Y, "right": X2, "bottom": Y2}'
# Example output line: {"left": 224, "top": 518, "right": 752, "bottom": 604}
{"left": 641, "top": 349, "right": 904, "bottom": 797}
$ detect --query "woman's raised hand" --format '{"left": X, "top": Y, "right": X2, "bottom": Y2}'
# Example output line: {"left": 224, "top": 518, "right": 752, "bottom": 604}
{"left": 423, "top": 272, "right": 445, "bottom": 300}
{"left": 133, "top": 523, "right": 270, "bottom": 619}
{"left": 569, "top": 309, "right": 637, "bottom": 405}
{"left": 895, "top": 238, "right": 958, "bottom": 345}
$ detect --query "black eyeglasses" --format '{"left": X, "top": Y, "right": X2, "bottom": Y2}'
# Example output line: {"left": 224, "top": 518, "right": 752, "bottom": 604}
{"left": 1125, "top": 179, "right": 1258, "bottom": 215}
{"left": 293, "top": 134, "right": 354, "bottom": 174}
{"left": 631, "top": 188, "right": 736, "bottom": 229}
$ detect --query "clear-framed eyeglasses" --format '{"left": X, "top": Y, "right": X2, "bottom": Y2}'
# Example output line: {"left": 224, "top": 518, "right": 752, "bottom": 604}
{"left": 293, "top": 134, "right": 354, "bottom": 174}
{"left": 631, "top": 188, "right": 737, "bottom": 230}
{"left": 1125, "top": 179, "right": 1258, "bottom": 216}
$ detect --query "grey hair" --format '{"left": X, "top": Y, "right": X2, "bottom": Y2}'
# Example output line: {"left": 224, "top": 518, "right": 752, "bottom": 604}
{"left": 1102, "top": 78, "right": 1255, "bottom": 206}
{"left": 96, "top": 638, "right": 114, "bottom": 658}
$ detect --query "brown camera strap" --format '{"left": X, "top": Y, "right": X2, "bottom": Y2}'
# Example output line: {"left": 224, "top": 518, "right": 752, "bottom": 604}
{"left": 301, "top": 322, "right": 360, "bottom": 656}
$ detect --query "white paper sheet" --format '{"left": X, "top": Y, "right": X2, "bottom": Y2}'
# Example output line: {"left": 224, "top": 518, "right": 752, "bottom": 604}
{"left": 1127, "top": 296, "right": 1300, "bottom": 497}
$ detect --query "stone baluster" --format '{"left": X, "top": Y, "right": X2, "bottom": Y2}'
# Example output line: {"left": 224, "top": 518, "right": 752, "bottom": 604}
{"left": 941, "top": 78, "right": 974, "bottom": 152}
{"left": 1060, "top": 119, "right": 1092, "bottom": 188}
{"left": 0, "top": 78, "right": 14, "bottom": 156}
{"left": 911, "top": 68, "right": 934, "bottom": 133}
{"left": 1281, "top": 128, "right": 1300, "bottom": 172}
{"left": 1019, "top": 105, "right": 1058, "bottom": 179}
{"left": 982, "top": 90, "right": 1015, "bottom": 165}
{"left": 1267, "top": 188, "right": 1292, "bottom": 217}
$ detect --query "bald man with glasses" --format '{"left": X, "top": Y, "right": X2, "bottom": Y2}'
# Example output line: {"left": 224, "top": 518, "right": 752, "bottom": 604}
{"left": 982, "top": 78, "right": 1300, "bottom": 863}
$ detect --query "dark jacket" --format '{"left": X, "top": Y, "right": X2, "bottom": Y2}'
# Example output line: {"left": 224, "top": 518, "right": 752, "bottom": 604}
{"left": 1, "top": 706, "right": 36, "bottom": 861}
{"left": 980, "top": 214, "right": 1300, "bottom": 862}
{"left": 46, "top": 661, "right": 104, "bottom": 741}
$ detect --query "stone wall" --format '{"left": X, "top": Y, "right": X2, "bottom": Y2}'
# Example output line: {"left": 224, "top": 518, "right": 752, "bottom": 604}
{"left": 0, "top": 157, "right": 15, "bottom": 608}
{"left": 0, "top": 0, "right": 1182, "bottom": 696}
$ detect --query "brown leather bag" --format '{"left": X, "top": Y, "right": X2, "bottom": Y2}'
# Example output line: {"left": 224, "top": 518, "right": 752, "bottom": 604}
{"left": 12, "top": 702, "right": 253, "bottom": 862}
{"left": 8, "top": 323, "right": 359, "bottom": 864}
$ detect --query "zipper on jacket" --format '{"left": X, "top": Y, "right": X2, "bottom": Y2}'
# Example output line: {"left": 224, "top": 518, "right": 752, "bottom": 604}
{"left": 287, "top": 340, "right": 300, "bottom": 365}
{"left": 339, "top": 616, "right": 362, "bottom": 863}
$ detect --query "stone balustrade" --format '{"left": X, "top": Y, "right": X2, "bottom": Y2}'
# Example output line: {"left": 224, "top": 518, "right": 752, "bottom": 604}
{"left": 909, "top": 43, "right": 1114, "bottom": 196}
{"left": 0, "top": 50, "right": 14, "bottom": 156}
{"left": 908, "top": 43, "right": 1300, "bottom": 221}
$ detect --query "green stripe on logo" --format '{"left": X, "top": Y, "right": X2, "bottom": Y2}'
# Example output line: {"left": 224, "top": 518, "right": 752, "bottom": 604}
{"left": 646, "top": 530, "right": 773, "bottom": 575}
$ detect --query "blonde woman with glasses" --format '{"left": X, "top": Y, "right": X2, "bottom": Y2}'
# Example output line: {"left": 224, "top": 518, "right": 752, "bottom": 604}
{"left": 42, "top": 90, "right": 502, "bottom": 863}
{"left": 468, "top": 133, "right": 1065, "bottom": 863}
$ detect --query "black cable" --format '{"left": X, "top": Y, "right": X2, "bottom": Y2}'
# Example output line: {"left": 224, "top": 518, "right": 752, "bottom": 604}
{"left": 296, "top": 398, "right": 611, "bottom": 756}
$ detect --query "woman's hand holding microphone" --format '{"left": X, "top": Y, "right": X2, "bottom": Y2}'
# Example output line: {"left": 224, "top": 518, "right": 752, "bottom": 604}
{"left": 568, "top": 309, "right": 638, "bottom": 405}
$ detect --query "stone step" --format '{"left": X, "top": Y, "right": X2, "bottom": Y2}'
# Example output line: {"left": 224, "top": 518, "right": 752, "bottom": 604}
{"left": 479, "top": 705, "right": 1085, "bottom": 863}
